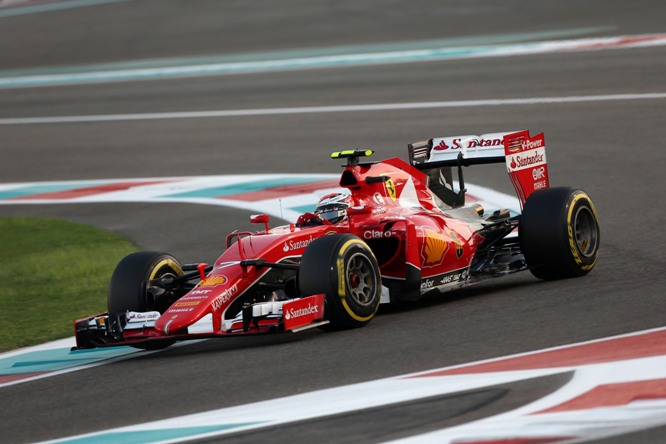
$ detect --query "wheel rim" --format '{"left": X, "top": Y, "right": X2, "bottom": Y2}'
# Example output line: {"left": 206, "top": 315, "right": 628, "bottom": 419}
{"left": 146, "top": 262, "right": 181, "bottom": 312}
{"left": 573, "top": 206, "right": 598, "bottom": 258}
{"left": 346, "top": 252, "right": 377, "bottom": 307}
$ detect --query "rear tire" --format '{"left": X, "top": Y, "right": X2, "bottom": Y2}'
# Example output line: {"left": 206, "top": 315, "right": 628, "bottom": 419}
{"left": 299, "top": 234, "right": 381, "bottom": 330}
{"left": 520, "top": 187, "right": 600, "bottom": 280}
{"left": 108, "top": 251, "right": 184, "bottom": 349}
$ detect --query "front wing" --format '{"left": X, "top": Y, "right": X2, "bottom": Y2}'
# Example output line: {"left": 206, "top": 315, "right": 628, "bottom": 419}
{"left": 73, "top": 294, "right": 327, "bottom": 349}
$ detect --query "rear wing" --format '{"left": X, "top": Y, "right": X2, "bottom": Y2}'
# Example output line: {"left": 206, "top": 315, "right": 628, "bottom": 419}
{"left": 408, "top": 130, "right": 549, "bottom": 209}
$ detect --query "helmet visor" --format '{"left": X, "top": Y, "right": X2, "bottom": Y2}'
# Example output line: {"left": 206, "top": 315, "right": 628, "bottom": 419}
{"left": 315, "top": 204, "right": 347, "bottom": 224}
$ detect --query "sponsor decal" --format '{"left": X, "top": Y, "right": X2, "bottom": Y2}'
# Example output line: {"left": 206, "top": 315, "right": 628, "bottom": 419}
{"left": 168, "top": 308, "right": 194, "bottom": 313}
{"left": 440, "top": 269, "right": 468, "bottom": 285}
{"left": 189, "top": 289, "right": 212, "bottom": 295}
{"left": 174, "top": 300, "right": 200, "bottom": 307}
{"left": 211, "top": 284, "right": 239, "bottom": 311}
{"left": 531, "top": 165, "right": 549, "bottom": 190}
{"left": 534, "top": 180, "right": 548, "bottom": 190}
{"left": 506, "top": 139, "right": 521, "bottom": 153}
{"left": 421, "top": 269, "right": 469, "bottom": 290}
{"left": 363, "top": 229, "right": 396, "bottom": 239}
{"left": 509, "top": 150, "right": 545, "bottom": 171}
{"left": 127, "top": 311, "right": 160, "bottom": 321}
{"left": 385, "top": 179, "right": 397, "bottom": 199}
{"left": 532, "top": 166, "right": 546, "bottom": 180}
{"left": 199, "top": 275, "right": 228, "bottom": 287}
{"left": 373, "top": 192, "right": 385, "bottom": 205}
{"left": 433, "top": 136, "right": 503, "bottom": 151}
{"left": 282, "top": 294, "right": 325, "bottom": 330}
{"left": 420, "top": 227, "right": 448, "bottom": 267}
{"left": 282, "top": 235, "right": 315, "bottom": 252}
{"left": 521, "top": 137, "right": 544, "bottom": 151}
{"left": 446, "top": 228, "right": 464, "bottom": 259}
{"left": 184, "top": 294, "right": 211, "bottom": 300}
{"left": 505, "top": 131, "right": 545, "bottom": 154}
{"left": 284, "top": 303, "right": 319, "bottom": 320}
{"left": 421, "top": 279, "right": 435, "bottom": 290}
{"left": 504, "top": 130, "right": 549, "bottom": 204}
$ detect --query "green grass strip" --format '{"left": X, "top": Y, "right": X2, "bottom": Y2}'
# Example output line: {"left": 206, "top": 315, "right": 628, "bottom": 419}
{"left": 0, "top": 216, "right": 137, "bottom": 352}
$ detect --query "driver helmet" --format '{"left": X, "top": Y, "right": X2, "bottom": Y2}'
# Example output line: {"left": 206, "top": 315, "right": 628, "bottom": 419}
{"left": 314, "top": 191, "right": 351, "bottom": 224}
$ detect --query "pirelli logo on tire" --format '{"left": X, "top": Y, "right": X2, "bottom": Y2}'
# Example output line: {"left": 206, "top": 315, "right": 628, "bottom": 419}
{"left": 336, "top": 239, "right": 357, "bottom": 299}
{"left": 149, "top": 258, "right": 183, "bottom": 280}
{"left": 567, "top": 191, "right": 599, "bottom": 271}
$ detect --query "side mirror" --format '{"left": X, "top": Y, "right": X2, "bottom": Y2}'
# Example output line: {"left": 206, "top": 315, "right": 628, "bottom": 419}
{"left": 250, "top": 214, "right": 270, "bottom": 231}
{"left": 346, "top": 205, "right": 371, "bottom": 215}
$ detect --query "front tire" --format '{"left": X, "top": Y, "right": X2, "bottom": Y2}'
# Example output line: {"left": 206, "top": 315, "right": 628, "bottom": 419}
{"left": 299, "top": 234, "right": 382, "bottom": 330}
{"left": 520, "top": 187, "right": 600, "bottom": 280}
{"left": 108, "top": 251, "right": 184, "bottom": 349}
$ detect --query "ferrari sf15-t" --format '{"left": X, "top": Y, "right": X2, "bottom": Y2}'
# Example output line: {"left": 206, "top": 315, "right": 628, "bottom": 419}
{"left": 74, "top": 130, "right": 600, "bottom": 350}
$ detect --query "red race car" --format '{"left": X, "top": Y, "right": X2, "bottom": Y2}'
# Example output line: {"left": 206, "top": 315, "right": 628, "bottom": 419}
{"left": 74, "top": 130, "right": 600, "bottom": 350}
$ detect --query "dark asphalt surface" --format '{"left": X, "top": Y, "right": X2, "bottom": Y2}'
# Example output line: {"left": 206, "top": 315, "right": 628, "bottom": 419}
{"left": 1, "top": 0, "right": 665, "bottom": 442}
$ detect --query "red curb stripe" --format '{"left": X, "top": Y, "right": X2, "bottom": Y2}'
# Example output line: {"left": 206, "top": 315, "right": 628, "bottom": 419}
{"left": 573, "top": 35, "right": 666, "bottom": 50}
{"left": 414, "top": 330, "right": 666, "bottom": 377}
{"left": 452, "top": 437, "right": 574, "bottom": 444}
{"left": 0, "top": 0, "right": 56, "bottom": 9}
{"left": 0, "top": 372, "right": 47, "bottom": 384}
{"left": 12, "top": 180, "right": 174, "bottom": 200}
{"left": 536, "top": 378, "right": 666, "bottom": 414}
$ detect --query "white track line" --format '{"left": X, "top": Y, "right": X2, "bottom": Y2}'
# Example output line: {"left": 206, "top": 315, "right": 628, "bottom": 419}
{"left": 2, "top": 93, "right": 666, "bottom": 125}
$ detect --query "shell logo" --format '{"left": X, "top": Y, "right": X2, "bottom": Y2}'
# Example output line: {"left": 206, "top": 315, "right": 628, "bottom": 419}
{"left": 420, "top": 227, "right": 448, "bottom": 267}
{"left": 199, "top": 275, "right": 228, "bottom": 287}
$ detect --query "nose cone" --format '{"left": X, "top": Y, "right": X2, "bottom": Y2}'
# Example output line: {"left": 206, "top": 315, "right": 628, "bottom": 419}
{"left": 154, "top": 298, "right": 209, "bottom": 334}
{"left": 154, "top": 313, "right": 189, "bottom": 335}
{"left": 153, "top": 272, "right": 241, "bottom": 335}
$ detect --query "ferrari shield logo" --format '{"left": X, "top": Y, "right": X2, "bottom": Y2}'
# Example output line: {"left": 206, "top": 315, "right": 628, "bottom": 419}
{"left": 385, "top": 179, "right": 397, "bottom": 199}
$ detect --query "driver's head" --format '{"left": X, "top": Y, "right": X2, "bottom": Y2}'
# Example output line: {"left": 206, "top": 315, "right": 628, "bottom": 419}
{"left": 314, "top": 192, "right": 351, "bottom": 224}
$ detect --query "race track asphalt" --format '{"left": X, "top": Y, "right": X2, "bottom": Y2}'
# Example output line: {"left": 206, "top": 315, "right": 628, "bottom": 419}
{"left": 1, "top": 0, "right": 665, "bottom": 442}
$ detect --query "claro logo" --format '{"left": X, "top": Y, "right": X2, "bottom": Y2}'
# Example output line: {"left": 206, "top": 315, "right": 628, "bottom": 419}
{"left": 363, "top": 230, "right": 395, "bottom": 239}
{"left": 284, "top": 304, "right": 319, "bottom": 320}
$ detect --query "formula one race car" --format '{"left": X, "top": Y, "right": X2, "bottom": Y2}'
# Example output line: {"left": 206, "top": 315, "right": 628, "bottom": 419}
{"left": 74, "top": 130, "right": 600, "bottom": 349}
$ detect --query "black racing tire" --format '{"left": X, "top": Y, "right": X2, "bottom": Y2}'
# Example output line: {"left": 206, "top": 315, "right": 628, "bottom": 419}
{"left": 519, "top": 187, "right": 600, "bottom": 280}
{"left": 299, "top": 234, "right": 382, "bottom": 330}
{"left": 108, "top": 251, "right": 184, "bottom": 349}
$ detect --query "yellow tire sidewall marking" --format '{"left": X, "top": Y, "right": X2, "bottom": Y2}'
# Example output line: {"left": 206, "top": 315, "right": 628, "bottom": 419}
{"left": 567, "top": 193, "right": 598, "bottom": 271}
{"left": 336, "top": 239, "right": 379, "bottom": 323}
{"left": 149, "top": 258, "right": 183, "bottom": 280}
